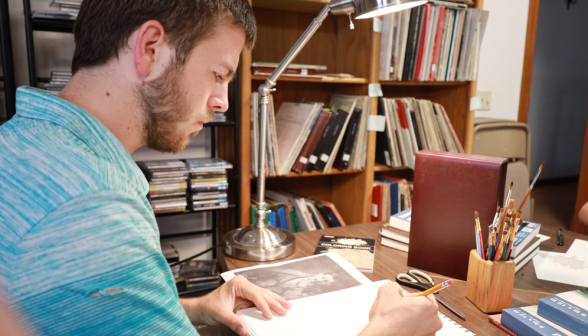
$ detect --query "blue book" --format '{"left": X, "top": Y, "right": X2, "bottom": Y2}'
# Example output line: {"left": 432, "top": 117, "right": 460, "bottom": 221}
{"left": 511, "top": 221, "right": 541, "bottom": 258}
{"left": 268, "top": 211, "right": 277, "bottom": 227}
{"left": 374, "top": 177, "right": 399, "bottom": 215}
{"left": 277, "top": 205, "right": 288, "bottom": 230}
{"left": 538, "top": 289, "right": 588, "bottom": 335}
{"left": 502, "top": 306, "right": 574, "bottom": 336}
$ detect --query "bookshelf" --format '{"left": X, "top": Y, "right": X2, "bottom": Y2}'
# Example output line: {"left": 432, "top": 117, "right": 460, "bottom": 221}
{"left": 224, "top": 0, "right": 483, "bottom": 237}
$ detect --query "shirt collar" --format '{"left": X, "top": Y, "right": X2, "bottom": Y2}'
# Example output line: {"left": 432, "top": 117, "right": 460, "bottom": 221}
{"left": 15, "top": 86, "right": 148, "bottom": 196}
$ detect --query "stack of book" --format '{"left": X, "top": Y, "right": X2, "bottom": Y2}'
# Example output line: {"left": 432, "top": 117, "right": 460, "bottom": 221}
{"left": 181, "top": 260, "right": 221, "bottom": 290}
{"left": 43, "top": 71, "right": 72, "bottom": 94}
{"left": 508, "top": 221, "right": 550, "bottom": 273}
{"left": 32, "top": 0, "right": 80, "bottom": 21}
{"left": 251, "top": 93, "right": 370, "bottom": 176}
{"left": 161, "top": 243, "right": 181, "bottom": 280}
{"left": 259, "top": 190, "right": 346, "bottom": 232}
{"left": 252, "top": 62, "right": 327, "bottom": 78}
{"left": 379, "top": 1, "right": 489, "bottom": 82}
{"left": 139, "top": 160, "right": 189, "bottom": 214}
{"left": 491, "top": 289, "right": 588, "bottom": 335}
{"left": 378, "top": 208, "right": 411, "bottom": 252}
{"left": 372, "top": 175, "right": 411, "bottom": 220}
{"left": 186, "top": 158, "right": 232, "bottom": 211}
{"left": 376, "top": 97, "right": 463, "bottom": 169}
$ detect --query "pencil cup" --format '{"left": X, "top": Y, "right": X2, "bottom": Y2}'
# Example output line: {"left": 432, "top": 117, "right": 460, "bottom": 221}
{"left": 465, "top": 250, "right": 515, "bottom": 313}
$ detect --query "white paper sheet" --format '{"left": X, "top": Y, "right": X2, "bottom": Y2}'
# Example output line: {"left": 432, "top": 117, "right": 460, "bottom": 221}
{"left": 238, "top": 280, "right": 389, "bottom": 336}
{"left": 237, "top": 281, "right": 475, "bottom": 336}
{"left": 567, "top": 239, "right": 588, "bottom": 257}
{"left": 533, "top": 251, "right": 588, "bottom": 287}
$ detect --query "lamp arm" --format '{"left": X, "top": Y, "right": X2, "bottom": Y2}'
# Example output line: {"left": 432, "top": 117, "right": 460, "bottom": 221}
{"left": 254, "top": 4, "right": 331, "bottom": 226}
{"left": 258, "top": 5, "right": 331, "bottom": 97}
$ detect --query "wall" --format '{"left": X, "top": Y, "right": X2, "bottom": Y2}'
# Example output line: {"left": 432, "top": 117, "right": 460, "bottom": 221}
{"left": 6, "top": 0, "right": 215, "bottom": 259}
{"left": 527, "top": 0, "right": 588, "bottom": 179}
{"left": 475, "top": 0, "right": 529, "bottom": 121}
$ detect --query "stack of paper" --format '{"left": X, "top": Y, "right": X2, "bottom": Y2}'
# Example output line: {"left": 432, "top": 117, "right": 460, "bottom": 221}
{"left": 533, "top": 239, "right": 588, "bottom": 287}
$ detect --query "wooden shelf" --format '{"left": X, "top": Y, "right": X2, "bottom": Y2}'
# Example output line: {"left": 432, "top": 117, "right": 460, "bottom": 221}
{"left": 31, "top": 18, "right": 74, "bottom": 33}
{"left": 237, "top": 0, "right": 483, "bottom": 228}
{"left": 373, "top": 164, "right": 411, "bottom": 172}
{"left": 251, "top": 168, "right": 364, "bottom": 179}
{"left": 251, "top": 74, "right": 369, "bottom": 84}
{"left": 380, "top": 80, "right": 471, "bottom": 86}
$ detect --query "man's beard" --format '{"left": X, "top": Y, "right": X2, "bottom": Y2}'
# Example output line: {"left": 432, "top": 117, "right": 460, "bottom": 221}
{"left": 137, "top": 64, "right": 214, "bottom": 153}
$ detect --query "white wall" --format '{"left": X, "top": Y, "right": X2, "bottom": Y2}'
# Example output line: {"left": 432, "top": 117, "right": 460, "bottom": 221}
{"left": 475, "top": 0, "right": 529, "bottom": 121}
{"left": 526, "top": 0, "right": 588, "bottom": 179}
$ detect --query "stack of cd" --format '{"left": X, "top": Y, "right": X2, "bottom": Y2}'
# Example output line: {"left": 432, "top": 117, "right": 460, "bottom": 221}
{"left": 213, "top": 111, "right": 226, "bottom": 122}
{"left": 186, "top": 158, "right": 233, "bottom": 211}
{"left": 51, "top": 0, "right": 81, "bottom": 14}
{"left": 32, "top": 0, "right": 80, "bottom": 21}
{"left": 43, "top": 71, "right": 72, "bottom": 94}
{"left": 141, "top": 160, "right": 189, "bottom": 214}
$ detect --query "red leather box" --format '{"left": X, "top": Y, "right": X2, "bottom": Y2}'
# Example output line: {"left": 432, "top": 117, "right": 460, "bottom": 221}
{"left": 408, "top": 150, "right": 507, "bottom": 280}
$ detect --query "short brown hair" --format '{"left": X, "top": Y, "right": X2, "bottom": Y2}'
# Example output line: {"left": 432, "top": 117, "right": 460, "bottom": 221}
{"left": 72, "top": 0, "right": 256, "bottom": 74}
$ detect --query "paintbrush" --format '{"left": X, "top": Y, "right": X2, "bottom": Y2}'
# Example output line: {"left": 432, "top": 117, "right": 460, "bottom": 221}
{"left": 517, "top": 162, "right": 544, "bottom": 212}
{"left": 504, "top": 182, "right": 514, "bottom": 208}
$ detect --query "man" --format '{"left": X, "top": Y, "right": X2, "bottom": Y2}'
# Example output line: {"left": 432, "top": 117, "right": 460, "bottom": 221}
{"left": 0, "top": 1, "right": 441, "bottom": 335}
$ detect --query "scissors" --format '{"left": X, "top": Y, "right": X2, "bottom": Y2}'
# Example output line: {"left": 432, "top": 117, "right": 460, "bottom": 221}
{"left": 396, "top": 270, "right": 466, "bottom": 320}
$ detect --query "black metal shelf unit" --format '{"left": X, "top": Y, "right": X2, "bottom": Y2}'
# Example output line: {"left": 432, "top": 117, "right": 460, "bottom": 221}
{"left": 0, "top": 0, "right": 17, "bottom": 120}
{"left": 21, "top": 0, "right": 242, "bottom": 246}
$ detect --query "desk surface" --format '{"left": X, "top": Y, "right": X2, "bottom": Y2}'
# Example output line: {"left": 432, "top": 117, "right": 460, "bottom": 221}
{"left": 222, "top": 222, "right": 585, "bottom": 336}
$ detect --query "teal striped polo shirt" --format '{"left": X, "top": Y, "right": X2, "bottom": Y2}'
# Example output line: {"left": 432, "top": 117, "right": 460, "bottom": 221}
{"left": 0, "top": 87, "right": 198, "bottom": 335}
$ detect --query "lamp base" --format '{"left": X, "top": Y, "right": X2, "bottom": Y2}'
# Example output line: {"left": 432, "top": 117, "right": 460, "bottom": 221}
{"left": 224, "top": 225, "right": 296, "bottom": 261}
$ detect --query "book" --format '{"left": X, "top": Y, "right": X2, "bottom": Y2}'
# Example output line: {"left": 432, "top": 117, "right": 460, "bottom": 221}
{"left": 315, "top": 108, "right": 352, "bottom": 172}
{"left": 375, "top": 176, "right": 399, "bottom": 215}
{"left": 502, "top": 305, "right": 579, "bottom": 336}
{"left": 292, "top": 109, "right": 332, "bottom": 173}
{"left": 537, "top": 289, "right": 588, "bottom": 335}
{"left": 336, "top": 108, "right": 362, "bottom": 170}
{"left": 371, "top": 182, "right": 385, "bottom": 222}
{"left": 314, "top": 235, "right": 376, "bottom": 273}
{"left": 488, "top": 314, "right": 519, "bottom": 336}
{"left": 510, "top": 221, "right": 541, "bottom": 258}
{"left": 511, "top": 234, "right": 549, "bottom": 266}
{"left": 251, "top": 62, "right": 327, "bottom": 76}
{"left": 380, "top": 208, "right": 411, "bottom": 244}
{"left": 381, "top": 236, "right": 409, "bottom": 252}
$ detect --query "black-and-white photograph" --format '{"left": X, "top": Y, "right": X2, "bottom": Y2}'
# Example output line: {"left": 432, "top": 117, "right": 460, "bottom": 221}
{"left": 233, "top": 255, "right": 362, "bottom": 301}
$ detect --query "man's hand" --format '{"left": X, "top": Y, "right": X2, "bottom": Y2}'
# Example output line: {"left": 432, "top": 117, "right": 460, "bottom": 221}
{"left": 359, "top": 282, "right": 442, "bottom": 336}
{"left": 182, "top": 275, "right": 291, "bottom": 336}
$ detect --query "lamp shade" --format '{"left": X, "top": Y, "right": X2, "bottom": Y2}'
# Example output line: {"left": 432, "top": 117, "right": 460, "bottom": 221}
{"left": 354, "top": 0, "right": 427, "bottom": 19}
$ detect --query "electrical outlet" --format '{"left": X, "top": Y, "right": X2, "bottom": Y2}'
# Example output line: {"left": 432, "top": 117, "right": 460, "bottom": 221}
{"left": 477, "top": 91, "right": 492, "bottom": 110}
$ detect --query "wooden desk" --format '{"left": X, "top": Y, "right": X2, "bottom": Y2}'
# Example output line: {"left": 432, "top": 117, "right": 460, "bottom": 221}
{"left": 222, "top": 222, "right": 585, "bottom": 335}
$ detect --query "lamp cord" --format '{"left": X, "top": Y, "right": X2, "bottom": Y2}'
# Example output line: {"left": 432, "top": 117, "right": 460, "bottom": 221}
{"left": 168, "top": 242, "right": 227, "bottom": 268}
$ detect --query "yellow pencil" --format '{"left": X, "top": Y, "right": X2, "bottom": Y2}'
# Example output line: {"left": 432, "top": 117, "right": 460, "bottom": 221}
{"left": 414, "top": 279, "right": 455, "bottom": 297}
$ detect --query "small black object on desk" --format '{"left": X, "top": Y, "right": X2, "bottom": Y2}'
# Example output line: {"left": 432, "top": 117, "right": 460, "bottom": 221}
{"left": 556, "top": 229, "right": 564, "bottom": 246}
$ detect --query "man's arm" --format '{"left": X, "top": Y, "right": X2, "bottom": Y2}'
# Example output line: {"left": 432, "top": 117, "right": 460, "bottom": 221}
{"left": 180, "top": 275, "right": 291, "bottom": 336}
{"left": 579, "top": 201, "right": 588, "bottom": 226}
{"left": 10, "top": 192, "right": 198, "bottom": 336}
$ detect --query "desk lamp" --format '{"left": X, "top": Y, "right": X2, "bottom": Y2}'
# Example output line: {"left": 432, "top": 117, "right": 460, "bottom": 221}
{"left": 224, "top": 0, "right": 426, "bottom": 262}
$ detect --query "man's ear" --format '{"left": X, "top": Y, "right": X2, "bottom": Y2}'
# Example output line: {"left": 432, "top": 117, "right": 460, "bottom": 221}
{"left": 133, "top": 20, "right": 169, "bottom": 78}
